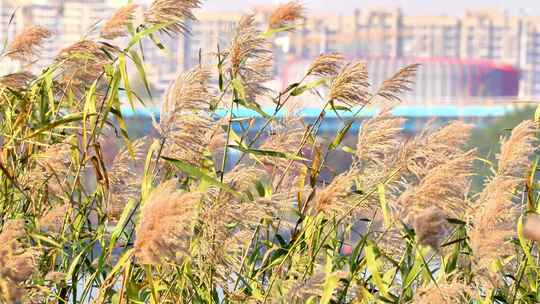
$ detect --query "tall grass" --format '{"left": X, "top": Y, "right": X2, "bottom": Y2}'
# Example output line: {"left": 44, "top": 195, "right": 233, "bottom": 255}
{"left": 0, "top": 1, "right": 539, "bottom": 303}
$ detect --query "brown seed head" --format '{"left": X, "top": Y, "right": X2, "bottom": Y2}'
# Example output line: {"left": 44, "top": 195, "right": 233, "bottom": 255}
{"left": 268, "top": 1, "right": 305, "bottom": 31}
{"left": 414, "top": 282, "right": 470, "bottom": 304}
{"left": 376, "top": 64, "right": 419, "bottom": 103}
{"left": 107, "top": 138, "right": 147, "bottom": 221}
{"left": 5, "top": 26, "right": 52, "bottom": 61}
{"left": 412, "top": 206, "right": 447, "bottom": 249}
{"left": 307, "top": 53, "right": 345, "bottom": 77}
{"left": 162, "top": 68, "right": 212, "bottom": 121}
{"left": 498, "top": 120, "right": 537, "bottom": 178}
{"left": 356, "top": 108, "right": 405, "bottom": 168}
{"left": 523, "top": 213, "right": 540, "bottom": 242}
{"left": 144, "top": 0, "right": 201, "bottom": 34}
{"left": 329, "top": 61, "right": 369, "bottom": 107}
{"left": 101, "top": 3, "right": 138, "bottom": 39}
{"left": 469, "top": 176, "right": 520, "bottom": 286}
{"left": 134, "top": 181, "right": 200, "bottom": 265}
{"left": 38, "top": 204, "right": 69, "bottom": 235}
{"left": 229, "top": 15, "right": 273, "bottom": 100}
{"left": 0, "top": 72, "right": 35, "bottom": 90}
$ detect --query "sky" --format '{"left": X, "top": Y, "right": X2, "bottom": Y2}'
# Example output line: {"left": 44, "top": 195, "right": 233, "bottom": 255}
{"left": 200, "top": 0, "right": 540, "bottom": 16}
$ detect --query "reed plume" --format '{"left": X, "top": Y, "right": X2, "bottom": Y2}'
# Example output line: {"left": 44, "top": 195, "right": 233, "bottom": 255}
{"left": 144, "top": 0, "right": 201, "bottom": 34}
{"left": 412, "top": 206, "right": 448, "bottom": 249}
{"left": 29, "top": 143, "right": 72, "bottom": 195}
{"left": 159, "top": 69, "right": 216, "bottom": 167}
{"left": 260, "top": 117, "right": 306, "bottom": 175}
{"left": 228, "top": 15, "right": 273, "bottom": 100}
{"left": 414, "top": 282, "right": 470, "bottom": 304}
{"left": 523, "top": 213, "right": 540, "bottom": 242}
{"left": 5, "top": 26, "right": 52, "bottom": 62}
{"left": 313, "top": 169, "right": 357, "bottom": 215}
{"left": 497, "top": 120, "right": 536, "bottom": 177}
{"left": 0, "top": 72, "right": 34, "bottom": 90}
{"left": 107, "top": 138, "right": 146, "bottom": 221}
{"left": 38, "top": 203, "right": 69, "bottom": 235}
{"left": 55, "top": 40, "right": 117, "bottom": 98}
{"left": 469, "top": 121, "right": 537, "bottom": 285}
{"left": 469, "top": 177, "right": 519, "bottom": 285}
{"left": 267, "top": 1, "right": 305, "bottom": 31}
{"left": 307, "top": 53, "right": 344, "bottom": 77}
{"left": 0, "top": 219, "right": 40, "bottom": 303}
{"left": 134, "top": 181, "right": 200, "bottom": 265}
{"left": 101, "top": 3, "right": 138, "bottom": 39}
{"left": 398, "top": 151, "right": 475, "bottom": 220}
{"left": 329, "top": 61, "right": 369, "bottom": 107}
{"left": 376, "top": 64, "right": 419, "bottom": 103}
{"left": 356, "top": 108, "right": 405, "bottom": 168}
{"left": 162, "top": 68, "right": 212, "bottom": 117}
{"left": 401, "top": 121, "right": 473, "bottom": 179}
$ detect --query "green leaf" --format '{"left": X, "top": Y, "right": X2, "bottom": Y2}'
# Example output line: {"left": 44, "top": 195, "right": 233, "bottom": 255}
{"left": 129, "top": 50, "right": 152, "bottom": 101}
{"left": 231, "top": 78, "right": 247, "bottom": 101}
{"left": 291, "top": 78, "right": 327, "bottom": 96}
{"left": 319, "top": 256, "right": 339, "bottom": 304}
{"left": 329, "top": 121, "right": 353, "bottom": 151}
{"left": 108, "top": 198, "right": 138, "bottom": 253}
{"left": 110, "top": 107, "right": 135, "bottom": 159}
{"left": 365, "top": 243, "right": 389, "bottom": 297}
{"left": 24, "top": 112, "right": 91, "bottom": 140}
{"left": 162, "top": 157, "right": 240, "bottom": 196}
{"left": 118, "top": 54, "right": 136, "bottom": 110}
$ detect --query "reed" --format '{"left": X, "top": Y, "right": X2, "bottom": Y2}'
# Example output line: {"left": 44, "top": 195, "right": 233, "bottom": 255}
{"left": 0, "top": 1, "right": 539, "bottom": 303}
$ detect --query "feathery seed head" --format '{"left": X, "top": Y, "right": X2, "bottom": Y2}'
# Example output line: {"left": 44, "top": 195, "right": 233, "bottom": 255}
{"left": 268, "top": 1, "right": 305, "bottom": 31}
{"left": 144, "top": 0, "right": 201, "bottom": 34}
{"left": 55, "top": 40, "right": 117, "bottom": 97}
{"left": 414, "top": 282, "right": 470, "bottom": 304}
{"left": 228, "top": 15, "right": 273, "bottom": 100}
{"left": 38, "top": 204, "right": 69, "bottom": 235}
{"left": 413, "top": 206, "right": 447, "bottom": 249}
{"left": 313, "top": 169, "right": 357, "bottom": 215}
{"left": 377, "top": 64, "right": 419, "bottom": 103}
{"left": 523, "top": 213, "right": 540, "bottom": 242}
{"left": 101, "top": 3, "right": 138, "bottom": 39}
{"left": 134, "top": 181, "right": 200, "bottom": 265}
{"left": 469, "top": 176, "right": 520, "bottom": 285}
{"left": 5, "top": 26, "right": 52, "bottom": 61}
{"left": 356, "top": 109, "right": 405, "bottom": 167}
{"left": 107, "top": 139, "right": 147, "bottom": 221}
{"left": 162, "top": 68, "right": 213, "bottom": 122}
{"left": 498, "top": 120, "right": 537, "bottom": 178}
{"left": 329, "top": 61, "right": 369, "bottom": 107}
{"left": 398, "top": 151, "right": 475, "bottom": 219}
{"left": 307, "top": 53, "right": 345, "bottom": 77}
{"left": 0, "top": 72, "right": 35, "bottom": 90}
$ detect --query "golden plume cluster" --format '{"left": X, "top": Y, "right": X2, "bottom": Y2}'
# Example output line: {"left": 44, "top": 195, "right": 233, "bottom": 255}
{"left": 267, "top": 1, "right": 305, "bottom": 31}
{"left": 0, "top": 219, "right": 40, "bottom": 303}
{"left": 107, "top": 138, "right": 147, "bottom": 221}
{"left": 329, "top": 61, "right": 370, "bottom": 107}
{"left": 134, "top": 181, "right": 200, "bottom": 265}
{"left": 160, "top": 68, "right": 217, "bottom": 167}
{"left": 307, "top": 53, "right": 345, "bottom": 78}
{"left": 144, "top": 0, "right": 201, "bottom": 34}
{"left": 469, "top": 120, "right": 536, "bottom": 286}
{"left": 5, "top": 26, "right": 52, "bottom": 62}
{"left": 228, "top": 15, "right": 273, "bottom": 101}
{"left": 101, "top": 3, "right": 139, "bottom": 39}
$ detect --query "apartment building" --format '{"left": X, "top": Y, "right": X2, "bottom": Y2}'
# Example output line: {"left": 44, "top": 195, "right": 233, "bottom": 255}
{"left": 401, "top": 16, "right": 461, "bottom": 58}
